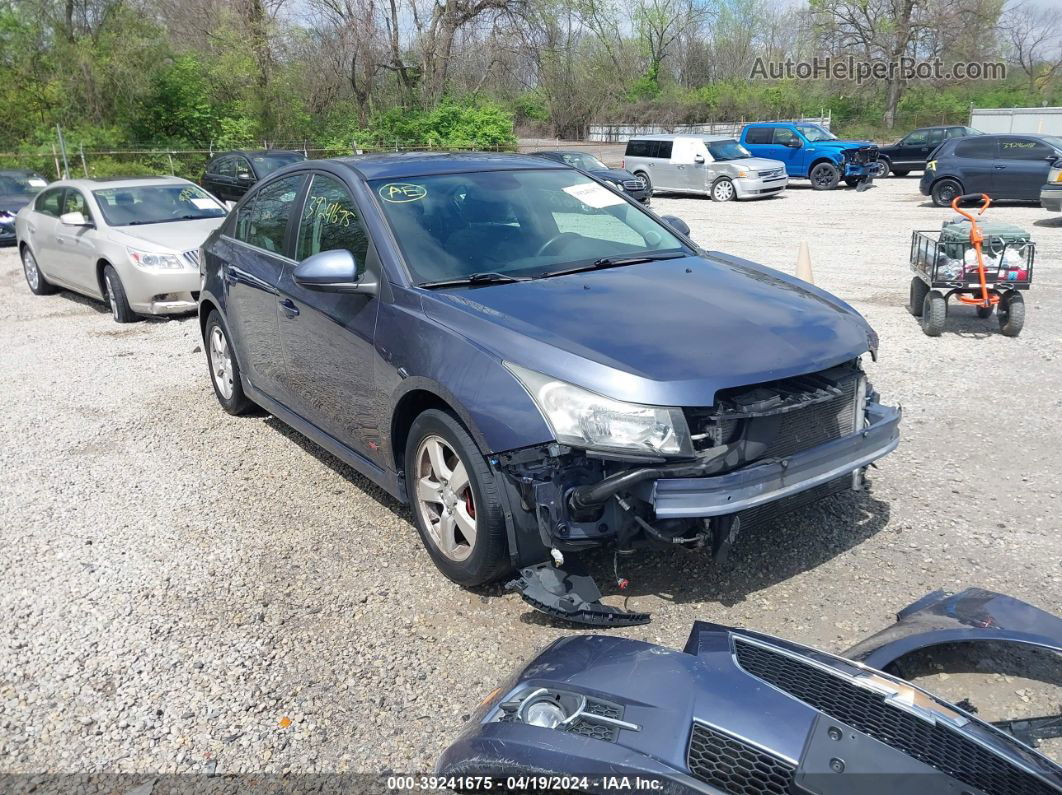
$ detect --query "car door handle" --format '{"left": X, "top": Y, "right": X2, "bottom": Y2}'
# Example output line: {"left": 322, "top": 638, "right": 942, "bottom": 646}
{"left": 994, "top": 165, "right": 1006, "bottom": 169}
{"left": 279, "top": 298, "right": 300, "bottom": 317}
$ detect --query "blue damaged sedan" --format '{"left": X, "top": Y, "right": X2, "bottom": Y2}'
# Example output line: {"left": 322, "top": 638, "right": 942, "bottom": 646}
{"left": 197, "top": 152, "right": 900, "bottom": 626}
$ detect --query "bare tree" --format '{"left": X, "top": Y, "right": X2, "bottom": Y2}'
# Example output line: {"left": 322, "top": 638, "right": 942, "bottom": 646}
{"left": 1001, "top": 1, "right": 1062, "bottom": 96}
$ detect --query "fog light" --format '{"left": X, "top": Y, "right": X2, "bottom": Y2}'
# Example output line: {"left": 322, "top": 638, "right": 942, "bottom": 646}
{"left": 524, "top": 699, "right": 566, "bottom": 728}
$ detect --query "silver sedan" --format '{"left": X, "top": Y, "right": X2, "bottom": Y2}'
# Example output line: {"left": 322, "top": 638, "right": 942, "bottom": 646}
{"left": 14, "top": 176, "right": 226, "bottom": 322}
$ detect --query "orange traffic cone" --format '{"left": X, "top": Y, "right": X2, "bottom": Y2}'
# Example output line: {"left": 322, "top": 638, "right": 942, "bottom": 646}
{"left": 796, "top": 240, "right": 814, "bottom": 284}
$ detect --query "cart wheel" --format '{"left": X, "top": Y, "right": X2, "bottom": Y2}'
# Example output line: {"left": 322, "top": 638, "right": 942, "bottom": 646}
{"left": 976, "top": 305, "right": 993, "bottom": 319}
{"left": 908, "top": 277, "right": 929, "bottom": 317}
{"left": 998, "top": 292, "right": 1025, "bottom": 337}
{"left": 921, "top": 291, "right": 947, "bottom": 336}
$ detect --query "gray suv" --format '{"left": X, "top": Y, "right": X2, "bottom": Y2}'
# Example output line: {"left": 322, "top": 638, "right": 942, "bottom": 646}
{"left": 623, "top": 134, "right": 788, "bottom": 201}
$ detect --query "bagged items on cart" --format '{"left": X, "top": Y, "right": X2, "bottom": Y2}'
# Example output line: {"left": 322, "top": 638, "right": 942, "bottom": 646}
{"left": 938, "top": 216, "right": 1031, "bottom": 282}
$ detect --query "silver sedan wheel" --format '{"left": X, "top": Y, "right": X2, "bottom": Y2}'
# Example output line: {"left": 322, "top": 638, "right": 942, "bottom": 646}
{"left": 208, "top": 325, "right": 234, "bottom": 400}
{"left": 414, "top": 435, "right": 477, "bottom": 562}
{"left": 713, "top": 180, "right": 735, "bottom": 201}
{"left": 104, "top": 273, "right": 120, "bottom": 321}
{"left": 22, "top": 248, "right": 39, "bottom": 290}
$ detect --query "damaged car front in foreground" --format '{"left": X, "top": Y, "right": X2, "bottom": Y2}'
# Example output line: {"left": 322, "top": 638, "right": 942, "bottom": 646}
{"left": 438, "top": 588, "right": 1062, "bottom": 794}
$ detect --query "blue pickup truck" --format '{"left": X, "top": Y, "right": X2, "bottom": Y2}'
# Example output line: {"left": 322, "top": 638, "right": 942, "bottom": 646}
{"left": 740, "top": 122, "right": 883, "bottom": 190}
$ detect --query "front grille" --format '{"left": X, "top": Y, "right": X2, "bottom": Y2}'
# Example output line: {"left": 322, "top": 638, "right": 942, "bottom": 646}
{"left": 685, "top": 366, "right": 860, "bottom": 455}
{"left": 622, "top": 178, "right": 645, "bottom": 191}
{"left": 845, "top": 146, "right": 880, "bottom": 164}
{"left": 182, "top": 249, "right": 201, "bottom": 268}
{"left": 734, "top": 639, "right": 1057, "bottom": 795}
{"left": 757, "top": 168, "right": 783, "bottom": 178}
{"left": 687, "top": 721, "right": 795, "bottom": 795}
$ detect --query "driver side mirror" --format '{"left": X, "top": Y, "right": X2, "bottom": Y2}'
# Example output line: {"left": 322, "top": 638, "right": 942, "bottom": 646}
{"left": 236, "top": 171, "right": 253, "bottom": 183}
{"left": 293, "top": 249, "right": 377, "bottom": 295}
{"left": 59, "top": 211, "right": 91, "bottom": 227}
{"left": 661, "top": 215, "right": 690, "bottom": 236}
{"left": 784, "top": 138, "right": 803, "bottom": 149}
{"left": 694, "top": 154, "right": 705, "bottom": 164}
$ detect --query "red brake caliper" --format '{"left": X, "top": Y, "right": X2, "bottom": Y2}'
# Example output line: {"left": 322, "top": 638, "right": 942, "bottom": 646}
{"left": 464, "top": 490, "right": 476, "bottom": 519}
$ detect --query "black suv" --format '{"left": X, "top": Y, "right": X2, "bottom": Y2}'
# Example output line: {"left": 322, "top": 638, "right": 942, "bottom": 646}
{"left": 532, "top": 150, "right": 650, "bottom": 204}
{"left": 921, "top": 133, "right": 1062, "bottom": 206}
{"left": 879, "top": 126, "right": 980, "bottom": 176}
{"left": 201, "top": 150, "right": 306, "bottom": 202}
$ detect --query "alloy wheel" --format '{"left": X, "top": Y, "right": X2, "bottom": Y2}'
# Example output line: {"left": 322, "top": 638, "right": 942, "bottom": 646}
{"left": 414, "top": 435, "right": 477, "bottom": 562}
{"left": 208, "top": 325, "right": 234, "bottom": 400}
{"left": 713, "top": 181, "right": 734, "bottom": 201}
{"left": 22, "top": 248, "right": 39, "bottom": 290}
{"left": 105, "top": 274, "right": 119, "bottom": 321}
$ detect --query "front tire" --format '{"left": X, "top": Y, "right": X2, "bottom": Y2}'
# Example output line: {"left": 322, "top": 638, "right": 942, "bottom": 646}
{"left": 908, "top": 277, "right": 928, "bottom": 317}
{"left": 809, "top": 162, "right": 840, "bottom": 190}
{"left": 405, "top": 409, "right": 510, "bottom": 587}
{"left": 634, "top": 171, "right": 652, "bottom": 195}
{"left": 204, "top": 310, "right": 252, "bottom": 414}
{"left": 710, "top": 177, "right": 735, "bottom": 202}
{"left": 21, "top": 246, "right": 58, "bottom": 295}
{"left": 103, "top": 265, "right": 137, "bottom": 323}
{"left": 931, "top": 178, "right": 962, "bottom": 208}
{"left": 998, "top": 292, "right": 1025, "bottom": 337}
{"left": 922, "top": 291, "right": 947, "bottom": 336}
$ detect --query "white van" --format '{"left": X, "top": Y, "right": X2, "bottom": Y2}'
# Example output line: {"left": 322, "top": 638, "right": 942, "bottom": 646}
{"left": 623, "top": 134, "right": 788, "bottom": 201}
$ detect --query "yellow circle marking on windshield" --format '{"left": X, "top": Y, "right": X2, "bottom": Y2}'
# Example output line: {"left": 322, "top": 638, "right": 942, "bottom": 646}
{"left": 379, "top": 183, "right": 427, "bottom": 203}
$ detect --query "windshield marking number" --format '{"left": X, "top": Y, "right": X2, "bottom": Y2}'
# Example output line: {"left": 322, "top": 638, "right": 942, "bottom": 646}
{"left": 379, "top": 183, "right": 427, "bottom": 203}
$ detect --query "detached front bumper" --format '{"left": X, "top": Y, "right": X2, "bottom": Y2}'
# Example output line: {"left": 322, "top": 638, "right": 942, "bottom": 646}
{"left": 635, "top": 401, "right": 901, "bottom": 519}
{"left": 843, "top": 161, "right": 885, "bottom": 179}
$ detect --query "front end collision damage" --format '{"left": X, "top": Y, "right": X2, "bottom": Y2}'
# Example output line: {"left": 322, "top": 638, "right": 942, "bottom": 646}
{"left": 437, "top": 591, "right": 1062, "bottom": 795}
{"left": 493, "top": 359, "right": 901, "bottom": 627}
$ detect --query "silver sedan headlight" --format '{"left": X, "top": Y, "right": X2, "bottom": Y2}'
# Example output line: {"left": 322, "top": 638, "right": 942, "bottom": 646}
{"left": 505, "top": 363, "right": 693, "bottom": 457}
{"left": 127, "top": 246, "right": 184, "bottom": 270}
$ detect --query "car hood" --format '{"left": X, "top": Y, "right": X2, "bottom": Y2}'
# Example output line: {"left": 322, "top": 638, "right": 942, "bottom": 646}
{"left": 718, "top": 156, "right": 786, "bottom": 171}
{"left": 0, "top": 194, "right": 32, "bottom": 215}
{"left": 421, "top": 253, "right": 874, "bottom": 407}
{"left": 111, "top": 216, "right": 227, "bottom": 252}
{"left": 821, "top": 139, "right": 875, "bottom": 150}
{"left": 591, "top": 168, "right": 640, "bottom": 183}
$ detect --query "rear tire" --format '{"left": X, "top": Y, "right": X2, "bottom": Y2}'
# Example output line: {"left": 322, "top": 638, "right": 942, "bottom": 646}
{"left": 21, "top": 245, "right": 58, "bottom": 295}
{"left": 908, "top": 277, "right": 928, "bottom": 317}
{"left": 998, "top": 292, "right": 1025, "bottom": 337}
{"left": 931, "top": 178, "right": 962, "bottom": 208}
{"left": 921, "top": 291, "right": 947, "bottom": 336}
{"left": 405, "top": 409, "right": 511, "bottom": 587}
{"left": 809, "top": 162, "right": 840, "bottom": 190}
{"left": 103, "top": 265, "right": 137, "bottom": 323}
{"left": 710, "top": 177, "right": 735, "bottom": 202}
{"left": 878, "top": 160, "right": 892, "bottom": 178}
{"left": 204, "top": 310, "right": 253, "bottom": 414}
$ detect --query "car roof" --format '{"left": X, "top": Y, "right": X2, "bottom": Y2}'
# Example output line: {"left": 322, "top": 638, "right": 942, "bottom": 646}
{"left": 330, "top": 152, "right": 567, "bottom": 180}
{"left": 50, "top": 176, "right": 196, "bottom": 190}
{"left": 628, "top": 133, "right": 709, "bottom": 141}
{"left": 213, "top": 149, "right": 304, "bottom": 158}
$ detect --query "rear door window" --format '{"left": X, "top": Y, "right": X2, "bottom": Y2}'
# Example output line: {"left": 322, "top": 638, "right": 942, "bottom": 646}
{"left": 926, "top": 129, "right": 945, "bottom": 147}
{"left": 744, "top": 127, "right": 772, "bottom": 145}
{"left": 653, "top": 140, "right": 673, "bottom": 158}
{"left": 954, "top": 137, "right": 997, "bottom": 159}
{"left": 240, "top": 175, "right": 305, "bottom": 254}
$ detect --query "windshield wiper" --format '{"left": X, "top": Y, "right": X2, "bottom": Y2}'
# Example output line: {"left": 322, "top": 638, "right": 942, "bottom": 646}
{"left": 420, "top": 272, "right": 531, "bottom": 289}
{"left": 539, "top": 251, "right": 686, "bottom": 279}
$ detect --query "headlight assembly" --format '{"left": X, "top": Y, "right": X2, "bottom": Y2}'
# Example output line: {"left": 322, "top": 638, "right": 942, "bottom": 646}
{"left": 505, "top": 363, "right": 693, "bottom": 457}
{"left": 127, "top": 247, "right": 184, "bottom": 270}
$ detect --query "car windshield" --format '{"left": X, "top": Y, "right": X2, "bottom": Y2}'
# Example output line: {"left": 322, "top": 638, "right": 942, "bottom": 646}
{"left": 557, "top": 152, "right": 608, "bottom": 171}
{"left": 797, "top": 125, "right": 838, "bottom": 142}
{"left": 92, "top": 184, "right": 226, "bottom": 226}
{"left": 1042, "top": 135, "right": 1062, "bottom": 152}
{"left": 251, "top": 153, "right": 305, "bottom": 176}
{"left": 370, "top": 169, "right": 689, "bottom": 285}
{"left": 0, "top": 174, "right": 47, "bottom": 196}
{"left": 705, "top": 140, "right": 751, "bottom": 161}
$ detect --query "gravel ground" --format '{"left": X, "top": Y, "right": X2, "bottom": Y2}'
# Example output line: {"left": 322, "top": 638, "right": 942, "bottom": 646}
{"left": 1, "top": 176, "right": 1060, "bottom": 779}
